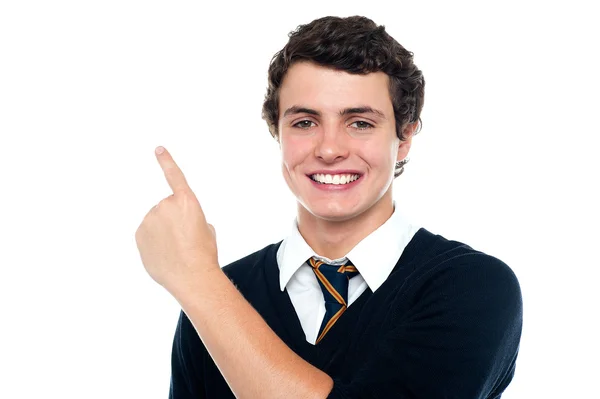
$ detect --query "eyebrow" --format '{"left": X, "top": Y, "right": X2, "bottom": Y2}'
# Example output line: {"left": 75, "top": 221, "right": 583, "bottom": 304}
{"left": 282, "top": 105, "right": 387, "bottom": 120}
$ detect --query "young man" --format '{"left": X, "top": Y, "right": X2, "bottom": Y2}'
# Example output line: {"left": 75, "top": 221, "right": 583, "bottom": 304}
{"left": 136, "top": 15, "right": 522, "bottom": 399}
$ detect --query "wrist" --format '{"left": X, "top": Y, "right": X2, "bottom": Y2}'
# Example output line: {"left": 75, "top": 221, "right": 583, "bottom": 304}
{"left": 165, "top": 263, "right": 224, "bottom": 301}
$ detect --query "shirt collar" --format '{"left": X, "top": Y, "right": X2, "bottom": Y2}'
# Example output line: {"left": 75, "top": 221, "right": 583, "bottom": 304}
{"left": 277, "top": 200, "right": 420, "bottom": 293}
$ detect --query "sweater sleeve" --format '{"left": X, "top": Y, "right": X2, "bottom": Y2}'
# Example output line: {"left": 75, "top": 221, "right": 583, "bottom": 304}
{"left": 327, "top": 254, "right": 523, "bottom": 399}
{"left": 169, "top": 310, "right": 207, "bottom": 399}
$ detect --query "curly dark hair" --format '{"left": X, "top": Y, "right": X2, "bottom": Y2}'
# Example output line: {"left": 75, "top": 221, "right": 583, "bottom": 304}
{"left": 261, "top": 15, "right": 425, "bottom": 147}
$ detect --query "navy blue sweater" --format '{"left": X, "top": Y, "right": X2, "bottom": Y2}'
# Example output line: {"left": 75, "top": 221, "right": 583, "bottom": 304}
{"left": 169, "top": 227, "right": 523, "bottom": 398}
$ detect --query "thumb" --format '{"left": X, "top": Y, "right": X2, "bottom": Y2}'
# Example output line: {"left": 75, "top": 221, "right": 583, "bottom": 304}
{"left": 208, "top": 223, "right": 216, "bottom": 238}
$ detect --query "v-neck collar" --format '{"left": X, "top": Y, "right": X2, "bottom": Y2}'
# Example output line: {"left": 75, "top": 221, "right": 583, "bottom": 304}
{"left": 264, "top": 240, "right": 373, "bottom": 366}
{"left": 262, "top": 227, "right": 435, "bottom": 369}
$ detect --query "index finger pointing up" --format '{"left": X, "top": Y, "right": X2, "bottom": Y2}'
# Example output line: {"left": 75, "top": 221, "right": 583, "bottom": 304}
{"left": 155, "top": 146, "right": 191, "bottom": 195}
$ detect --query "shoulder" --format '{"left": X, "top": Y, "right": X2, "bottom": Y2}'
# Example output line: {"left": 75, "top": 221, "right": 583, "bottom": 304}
{"left": 219, "top": 241, "right": 283, "bottom": 289}
{"left": 408, "top": 229, "right": 520, "bottom": 294}
{"left": 344, "top": 231, "right": 523, "bottom": 398}
{"left": 438, "top": 235, "right": 520, "bottom": 294}
{"left": 398, "top": 230, "right": 522, "bottom": 323}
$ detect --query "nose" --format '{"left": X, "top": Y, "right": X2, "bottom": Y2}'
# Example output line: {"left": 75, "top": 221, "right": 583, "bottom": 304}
{"left": 314, "top": 122, "right": 350, "bottom": 163}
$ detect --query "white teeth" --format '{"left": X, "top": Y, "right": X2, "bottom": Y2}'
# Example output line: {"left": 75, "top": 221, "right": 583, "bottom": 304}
{"left": 310, "top": 173, "right": 360, "bottom": 185}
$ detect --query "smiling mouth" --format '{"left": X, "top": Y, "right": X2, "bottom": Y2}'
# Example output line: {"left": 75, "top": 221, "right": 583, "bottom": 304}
{"left": 307, "top": 174, "right": 362, "bottom": 185}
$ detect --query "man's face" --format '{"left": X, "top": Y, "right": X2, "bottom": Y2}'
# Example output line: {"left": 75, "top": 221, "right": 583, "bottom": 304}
{"left": 278, "top": 61, "right": 412, "bottom": 222}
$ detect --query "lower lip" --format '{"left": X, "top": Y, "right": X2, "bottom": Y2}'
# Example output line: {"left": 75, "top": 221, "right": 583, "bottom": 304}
{"left": 307, "top": 175, "right": 363, "bottom": 191}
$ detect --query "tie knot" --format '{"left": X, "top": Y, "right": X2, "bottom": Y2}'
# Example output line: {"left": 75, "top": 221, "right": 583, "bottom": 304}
{"left": 308, "top": 257, "right": 359, "bottom": 278}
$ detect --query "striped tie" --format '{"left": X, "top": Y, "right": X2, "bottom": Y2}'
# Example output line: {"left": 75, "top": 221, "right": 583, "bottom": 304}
{"left": 309, "top": 257, "right": 360, "bottom": 344}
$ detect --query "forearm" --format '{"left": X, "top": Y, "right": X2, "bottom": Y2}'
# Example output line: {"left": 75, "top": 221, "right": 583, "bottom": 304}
{"left": 172, "top": 266, "right": 334, "bottom": 399}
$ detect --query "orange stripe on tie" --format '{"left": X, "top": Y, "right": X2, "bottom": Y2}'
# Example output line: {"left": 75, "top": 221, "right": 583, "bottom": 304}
{"left": 316, "top": 306, "right": 346, "bottom": 344}
{"left": 309, "top": 258, "right": 324, "bottom": 269}
{"left": 313, "top": 268, "right": 346, "bottom": 306}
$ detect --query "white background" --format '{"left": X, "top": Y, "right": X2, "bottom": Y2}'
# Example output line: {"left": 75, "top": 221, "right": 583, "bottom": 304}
{"left": 1, "top": 1, "right": 598, "bottom": 398}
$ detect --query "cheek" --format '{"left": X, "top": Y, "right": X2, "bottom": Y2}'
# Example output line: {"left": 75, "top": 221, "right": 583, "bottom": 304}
{"left": 280, "top": 140, "right": 306, "bottom": 189}
{"left": 281, "top": 136, "right": 309, "bottom": 168}
{"left": 360, "top": 143, "right": 394, "bottom": 168}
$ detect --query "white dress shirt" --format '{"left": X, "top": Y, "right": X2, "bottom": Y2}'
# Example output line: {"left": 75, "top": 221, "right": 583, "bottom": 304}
{"left": 276, "top": 200, "right": 422, "bottom": 345}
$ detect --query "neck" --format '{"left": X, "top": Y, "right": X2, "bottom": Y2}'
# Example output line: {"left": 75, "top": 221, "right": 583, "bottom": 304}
{"left": 296, "top": 192, "right": 394, "bottom": 260}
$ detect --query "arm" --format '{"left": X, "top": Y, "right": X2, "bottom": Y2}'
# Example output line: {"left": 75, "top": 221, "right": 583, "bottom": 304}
{"left": 172, "top": 267, "right": 334, "bottom": 399}
{"left": 141, "top": 147, "right": 331, "bottom": 398}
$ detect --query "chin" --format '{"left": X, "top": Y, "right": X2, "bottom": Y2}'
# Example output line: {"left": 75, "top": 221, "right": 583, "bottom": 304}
{"left": 301, "top": 198, "right": 365, "bottom": 221}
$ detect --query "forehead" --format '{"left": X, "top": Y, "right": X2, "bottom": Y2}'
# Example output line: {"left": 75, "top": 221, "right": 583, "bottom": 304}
{"left": 279, "top": 61, "right": 393, "bottom": 114}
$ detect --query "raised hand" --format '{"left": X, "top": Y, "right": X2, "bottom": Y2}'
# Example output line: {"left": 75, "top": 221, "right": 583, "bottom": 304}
{"left": 135, "top": 146, "right": 219, "bottom": 296}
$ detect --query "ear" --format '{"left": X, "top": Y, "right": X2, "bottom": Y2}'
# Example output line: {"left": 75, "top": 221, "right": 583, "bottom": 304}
{"left": 397, "top": 122, "right": 417, "bottom": 161}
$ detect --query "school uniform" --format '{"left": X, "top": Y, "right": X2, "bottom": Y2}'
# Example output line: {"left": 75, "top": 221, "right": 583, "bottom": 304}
{"left": 169, "top": 202, "right": 523, "bottom": 398}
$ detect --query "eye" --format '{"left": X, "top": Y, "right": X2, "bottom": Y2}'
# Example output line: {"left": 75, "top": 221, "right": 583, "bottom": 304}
{"left": 292, "top": 120, "right": 316, "bottom": 129}
{"left": 350, "top": 121, "right": 374, "bottom": 130}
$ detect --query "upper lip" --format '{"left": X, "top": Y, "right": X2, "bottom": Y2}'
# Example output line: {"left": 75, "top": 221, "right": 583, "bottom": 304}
{"left": 307, "top": 170, "right": 363, "bottom": 176}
